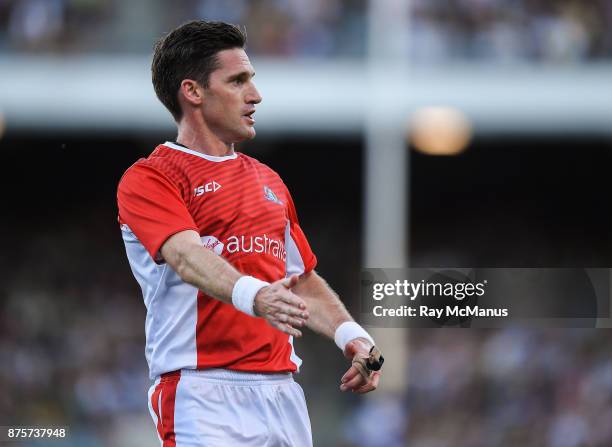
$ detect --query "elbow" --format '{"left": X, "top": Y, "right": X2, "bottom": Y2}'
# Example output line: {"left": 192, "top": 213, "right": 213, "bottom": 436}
{"left": 173, "top": 251, "right": 190, "bottom": 279}
{"left": 159, "top": 231, "right": 203, "bottom": 283}
{"left": 165, "top": 245, "right": 193, "bottom": 281}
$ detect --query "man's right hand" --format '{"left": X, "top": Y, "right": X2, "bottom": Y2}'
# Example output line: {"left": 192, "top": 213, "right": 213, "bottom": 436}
{"left": 254, "top": 275, "right": 309, "bottom": 337}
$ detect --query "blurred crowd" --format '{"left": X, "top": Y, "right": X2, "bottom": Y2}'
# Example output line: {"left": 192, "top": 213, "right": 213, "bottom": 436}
{"left": 0, "top": 0, "right": 610, "bottom": 62}
{"left": 0, "top": 214, "right": 153, "bottom": 446}
{"left": 342, "top": 329, "right": 612, "bottom": 447}
{"left": 411, "top": 0, "right": 612, "bottom": 64}
{"left": 4, "top": 229, "right": 612, "bottom": 447}
{"left": 2, "top": 136, "right": 612, "bottom": 446}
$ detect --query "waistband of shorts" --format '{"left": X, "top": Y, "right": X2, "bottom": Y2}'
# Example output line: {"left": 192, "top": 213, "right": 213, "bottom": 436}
{"left": 160, "top": 368, "right": 294, "bottom": 385}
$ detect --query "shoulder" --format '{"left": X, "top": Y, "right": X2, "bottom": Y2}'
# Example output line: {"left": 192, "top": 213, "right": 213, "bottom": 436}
{"left": 117, "top": 145, "right": 195, "bottom": 203}
{"left": 119, "top": 144, "right": 191, "bottom": 191}
{"left": 238, "top": 152, "right": 285, "bottom": 183}
{"left": 238, "top": 153, "right": 294, "bottom": 209}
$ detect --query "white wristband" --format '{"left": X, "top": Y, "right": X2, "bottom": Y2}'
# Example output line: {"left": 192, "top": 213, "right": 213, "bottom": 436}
{"left": 334, "top": 321, "right": 375, "bottom": 352}
{"left": 232, "top": 276, "right": 269, "bottom": 317}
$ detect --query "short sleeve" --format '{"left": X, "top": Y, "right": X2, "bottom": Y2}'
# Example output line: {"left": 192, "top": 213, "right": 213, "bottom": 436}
{"left": 117, "top": 163, "right": 198, "bottom": 262}
{"left": 284, "top": 189, "right": 317, "bottom": 275}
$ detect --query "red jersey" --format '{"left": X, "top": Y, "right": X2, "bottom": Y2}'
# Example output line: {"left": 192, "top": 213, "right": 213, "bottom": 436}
{"left": 117, "top": 142, "right": 317, "bottom": 379}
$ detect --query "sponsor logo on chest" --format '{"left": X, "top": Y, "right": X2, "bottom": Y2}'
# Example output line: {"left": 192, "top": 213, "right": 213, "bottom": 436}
{"left": 201, "top": 235, "right": 224, "bottom": 255}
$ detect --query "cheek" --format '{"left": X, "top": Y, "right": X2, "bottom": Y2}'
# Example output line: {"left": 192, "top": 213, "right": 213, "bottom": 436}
{"left": 203, "top": 97, "right": 230, "bottom": 121}
{"left": 215, "top": 94, "right": 239, "bottom": 113}
{"left": 202, "top": 90, "right": 244, "bottom": 127}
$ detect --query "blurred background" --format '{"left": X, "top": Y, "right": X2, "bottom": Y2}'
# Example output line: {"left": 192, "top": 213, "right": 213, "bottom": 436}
{"left": 1, "top": 0, "right": 612, "bottom": 446}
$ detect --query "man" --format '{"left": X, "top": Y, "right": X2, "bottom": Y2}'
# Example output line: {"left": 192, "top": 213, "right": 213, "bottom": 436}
{"left": 117, "top": 20, "right": 383, "bottom": 446}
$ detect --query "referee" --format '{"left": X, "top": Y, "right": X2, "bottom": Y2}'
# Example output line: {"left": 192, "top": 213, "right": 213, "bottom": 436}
{"left": 117, "top": 20, "right": 383, "bottom": 446}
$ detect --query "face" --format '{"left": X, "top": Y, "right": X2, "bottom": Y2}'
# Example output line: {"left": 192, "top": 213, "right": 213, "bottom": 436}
{"left": 200, "top": 48, "right": 262, "bottom": 143}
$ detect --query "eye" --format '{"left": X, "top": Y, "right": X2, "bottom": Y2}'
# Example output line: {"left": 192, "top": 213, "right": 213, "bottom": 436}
{"left": 232, "top": 78, "right": 244, "bottom": 86}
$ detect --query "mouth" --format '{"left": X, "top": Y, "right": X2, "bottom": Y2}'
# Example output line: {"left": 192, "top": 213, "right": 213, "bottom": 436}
{"left": 242, "top": 110, "right": 255, "bottom": 125}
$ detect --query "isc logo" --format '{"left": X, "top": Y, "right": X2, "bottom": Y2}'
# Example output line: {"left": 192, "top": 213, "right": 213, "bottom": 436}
{"left": 194, "top": 181, "right": 221, "bottom": 197}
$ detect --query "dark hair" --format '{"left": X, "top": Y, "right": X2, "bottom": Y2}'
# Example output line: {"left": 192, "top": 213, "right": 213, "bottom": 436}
{"left": 151, "top": 20, "right": 247, "bottom": 121}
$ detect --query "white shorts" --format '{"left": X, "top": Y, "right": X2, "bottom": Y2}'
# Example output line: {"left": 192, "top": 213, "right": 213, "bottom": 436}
{"left": 147, "top": 369, "right": 313, "bottom": 447}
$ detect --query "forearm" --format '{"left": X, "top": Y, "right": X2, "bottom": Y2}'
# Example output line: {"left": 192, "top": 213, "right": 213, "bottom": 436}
{"left": 160, "top": 231, "right": 306, "bottom": 336}
{"left": 293, "top": 271, "right": 353, "bottom": 339}
{"left": 161, "top": 231, "right": 242, "bottom": 305}
{"left": 295, "top": 272, "right": 382, "bottom": 394}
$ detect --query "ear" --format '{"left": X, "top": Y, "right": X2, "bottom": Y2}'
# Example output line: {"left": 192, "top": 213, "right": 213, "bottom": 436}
{"left": 179, "top": 79, "right": 204, "bottom": 108}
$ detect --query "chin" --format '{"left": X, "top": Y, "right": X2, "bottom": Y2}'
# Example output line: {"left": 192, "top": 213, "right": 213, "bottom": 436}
{"left": 230, "top": 129, "right": 256, "bottom": 144}
{"left": 244, "top": 127, "right": 257, "bottom": 140}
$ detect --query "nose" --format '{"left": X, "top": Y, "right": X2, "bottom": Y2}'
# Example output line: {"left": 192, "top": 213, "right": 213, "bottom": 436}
{"left": 246, "top": 82, "right": 262, "bottom": 105}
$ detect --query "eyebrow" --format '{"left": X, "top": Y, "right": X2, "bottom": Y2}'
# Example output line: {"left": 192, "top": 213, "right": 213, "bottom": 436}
{"left": 227, "top": 70, "right": 255, "bottom": 82}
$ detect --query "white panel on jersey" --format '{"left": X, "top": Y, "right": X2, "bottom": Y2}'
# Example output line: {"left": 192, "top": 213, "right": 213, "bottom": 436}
{"left": 122, "top": 225, "right": 198, "bottom": 379}
{"left": 288, "top": 336, "right": 302, "bottom": 371}
{"left": 284, "top": 221, "right": 306, "bottom": 277}
{"left": 284, "top": 221, "right": 305, "bottom": 371}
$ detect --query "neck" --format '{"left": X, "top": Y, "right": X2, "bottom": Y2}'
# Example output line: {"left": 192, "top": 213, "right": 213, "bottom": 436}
{"left": 176, "top": 115, "right": 235, "bottom": 157}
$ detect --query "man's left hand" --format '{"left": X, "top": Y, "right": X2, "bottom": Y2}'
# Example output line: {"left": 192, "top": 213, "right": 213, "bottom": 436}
{"left": 339, "top": 338, "right": 382, "bottom": 394}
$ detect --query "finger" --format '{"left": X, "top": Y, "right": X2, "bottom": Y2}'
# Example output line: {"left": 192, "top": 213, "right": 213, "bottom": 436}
{"left": 354, "top": 372, "right": 380, "bottom": 393}
{"left": 340, "top": 373, "right": 366, "bottom": 392}
{"left": 353, "top": 383, "right": 375, "bottom": 394}
{"left": 281, "top": 323, "right": 302, "bottom": 338}
{"left": 340, "top": 365, "right": 360, "bottom": 384}
{"left": 271, "top": 320, "right": 303, "bottom": 338}
{"left": 286, "top": 316, "right": 306, "bottom": 327}
{"left": 275, "top": 313, "right": 306, "bottom": 327}
{"left": 280, "top": 292, "right": 308, "bottom": 312}
{"left": 371, "top": 372, "right": 380, "bottom": 388}
{"left": 277, "top": 302, "right": 309, "bottom": 319}
{"left": 354, "top": 372, "right": 380, "bottom": 394}
{"left": 281, "top": 274, "right": 300, "bottom": 289}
